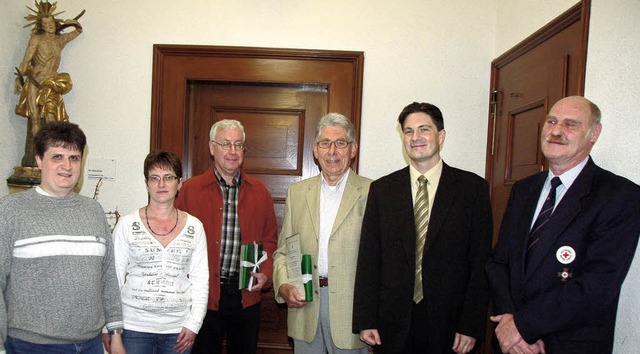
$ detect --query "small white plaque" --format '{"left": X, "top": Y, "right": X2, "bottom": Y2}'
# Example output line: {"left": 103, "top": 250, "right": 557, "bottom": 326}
{"left": 87, "top": 158, "right": 116, "bottom": 181}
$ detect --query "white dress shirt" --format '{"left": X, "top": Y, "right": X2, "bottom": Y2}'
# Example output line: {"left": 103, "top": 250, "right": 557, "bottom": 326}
{"left": 530, "top": 156, "right": 589, "bottom": 229}
{"left": 317, "top": 170, "right": 349, "bottom": 277}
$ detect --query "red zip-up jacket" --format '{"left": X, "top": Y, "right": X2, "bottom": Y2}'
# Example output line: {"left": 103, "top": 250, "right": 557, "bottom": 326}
{"left": 175, "top": 168, "right": 278, "bottom": 310}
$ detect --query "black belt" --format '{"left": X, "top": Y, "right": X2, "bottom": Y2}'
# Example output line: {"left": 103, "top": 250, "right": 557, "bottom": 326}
{"left": 220, "top": 276, "right": 239, "bottom": 285}
{"left": 319, "top": 276, "right": 329, "bottom": 287}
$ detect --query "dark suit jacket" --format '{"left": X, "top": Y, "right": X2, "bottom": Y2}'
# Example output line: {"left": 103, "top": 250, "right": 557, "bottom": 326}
{"left": 486, "top": 158, "right": 640, "bottom": 353}
{"left": 353, "top": 163, "right": 493, "bottom": 354}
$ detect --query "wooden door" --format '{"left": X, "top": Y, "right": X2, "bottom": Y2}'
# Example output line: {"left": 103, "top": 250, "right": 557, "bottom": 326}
{"left": 482, "top": 1, "right": 589, "bottom": 353}
{"left": 485, "top": 1, "right": 589, "bottom": 244}
{"left": 151, "top": 45, "right": 364, "bottom": 354}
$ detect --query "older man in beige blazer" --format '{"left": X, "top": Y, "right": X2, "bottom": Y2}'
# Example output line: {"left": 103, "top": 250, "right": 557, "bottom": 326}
{"left": 273, "top": 113, "right": 371, "bottom": 354}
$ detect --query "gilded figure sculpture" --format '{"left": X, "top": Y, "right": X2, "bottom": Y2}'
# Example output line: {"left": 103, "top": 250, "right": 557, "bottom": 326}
{"left": 8, "top": 0, "right": 84, "bottom": 188}
{"left": 15, "top": 0, "right": 84, "bottom": 164}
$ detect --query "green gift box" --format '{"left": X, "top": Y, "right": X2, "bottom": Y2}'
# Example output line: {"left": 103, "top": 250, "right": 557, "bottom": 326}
{"left": 239, "top": 242, "right": 266, "bottom": 289}
{"left": 302, "top": 254, "right": 313, "bottom": 302}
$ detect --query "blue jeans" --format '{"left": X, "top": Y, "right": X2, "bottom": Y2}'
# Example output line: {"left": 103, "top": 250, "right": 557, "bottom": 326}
{"left": 123, "top": 329, "right": 191, "bottom": 354}
{"left": 6, "top": 335, "right": 103, "bottom": 354}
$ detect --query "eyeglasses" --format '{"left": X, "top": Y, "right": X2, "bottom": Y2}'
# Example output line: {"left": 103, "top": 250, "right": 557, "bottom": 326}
{"left": 212, "top": 141, "right": 245, "bottom": 151}
{"left": 316, "top": 139, "right": 351, "bottom": 149}
{"left": 148, "top": 175, "right": 179, "bottom": 183}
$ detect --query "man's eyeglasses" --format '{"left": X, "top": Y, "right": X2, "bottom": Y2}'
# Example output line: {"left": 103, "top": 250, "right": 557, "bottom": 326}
{"left": 148, "top": 175, "right": 179, "bottom": 183}
{"left": 212, "top": 141, "right": 245, "bottom": 151}
{"left": 316, "top": 139, "right": 351, "bottom": 149}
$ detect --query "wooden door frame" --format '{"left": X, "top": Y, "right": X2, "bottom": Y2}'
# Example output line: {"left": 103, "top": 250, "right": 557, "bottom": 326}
{"left": 484, "top": 0, "right": 590, "bottom": 188}
{"left": 150, "top": 45, "right": 364, "bottom": 175}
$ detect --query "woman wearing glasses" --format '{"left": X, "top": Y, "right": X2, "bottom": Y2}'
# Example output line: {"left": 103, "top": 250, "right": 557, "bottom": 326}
{"left": 108, "top": 151, "right": 209, "bottom": 354}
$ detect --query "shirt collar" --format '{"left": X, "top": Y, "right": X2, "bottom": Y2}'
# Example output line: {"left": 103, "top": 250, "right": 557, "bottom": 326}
{"left": 214, "top": 168, "right": 241, "bottom": 187}
{"left": 321, "top": 169, "right": 350, "bottom": 191}
{"left": 36, "top": 186, "right": 53, "bottom": 196}
{"left": 409, "top": 159, "right": 444, "bottom": 187}
{"left": 548, "top": 156, "right": 589, "bottom": 189}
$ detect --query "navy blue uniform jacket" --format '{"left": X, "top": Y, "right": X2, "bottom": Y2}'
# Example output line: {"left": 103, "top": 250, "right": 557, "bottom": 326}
{"left": 486, "top": 158, "right": 640, "bottom": 353}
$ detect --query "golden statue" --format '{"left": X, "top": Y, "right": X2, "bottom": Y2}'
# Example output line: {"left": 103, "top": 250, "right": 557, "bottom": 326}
{"left": 8, "top": 1, "right": 84, "bottom": 189}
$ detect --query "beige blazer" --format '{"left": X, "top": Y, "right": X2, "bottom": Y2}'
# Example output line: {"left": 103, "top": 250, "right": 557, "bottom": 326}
{"left": 273, "top": 170, "right": 371, "bottom": 349}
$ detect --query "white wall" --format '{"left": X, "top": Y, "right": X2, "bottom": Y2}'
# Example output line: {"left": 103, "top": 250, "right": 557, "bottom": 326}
{"left": 0, "top": 0, "right": 496, "bottom": 216}
{"left": 586, "top": 1, "right": 640, "bottom": 352}
{"left": 1, "top": 0, "right": 639, "bottom": 351}
{"left": 495, "top": 0, "right": 578, "bottom": 54}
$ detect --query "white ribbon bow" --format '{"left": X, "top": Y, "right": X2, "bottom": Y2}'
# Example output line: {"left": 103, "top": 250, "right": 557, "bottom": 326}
{"left": 240, "top": 241, "right": 268, "bottom": 289}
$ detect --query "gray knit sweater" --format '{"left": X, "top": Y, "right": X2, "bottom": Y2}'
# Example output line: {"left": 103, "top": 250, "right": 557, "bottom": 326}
{"left": 0, "top": 188, "right": 123, "bottom": 351}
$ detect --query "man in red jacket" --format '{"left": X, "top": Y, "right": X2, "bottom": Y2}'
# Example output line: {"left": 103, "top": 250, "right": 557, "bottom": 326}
{"left": 175, "top": 119, "right": 278, "bottom": 354}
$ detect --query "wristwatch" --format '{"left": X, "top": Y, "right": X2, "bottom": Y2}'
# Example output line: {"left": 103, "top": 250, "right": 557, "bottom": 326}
{"left": 108, "top": 328, "right": 124, "bottom": 336}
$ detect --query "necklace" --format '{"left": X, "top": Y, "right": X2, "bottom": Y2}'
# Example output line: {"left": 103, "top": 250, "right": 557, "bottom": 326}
{"left": 145, "top": 206, "right": 179, "bottom": 236}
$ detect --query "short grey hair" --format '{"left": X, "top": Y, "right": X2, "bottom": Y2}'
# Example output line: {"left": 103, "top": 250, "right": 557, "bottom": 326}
{"left": 315, "top": 113, "right": 357, "bottom": 143}
{"left": 209, "top": 119, "right": 246, "bottom": 142}
{"left": 587, "top": 99, "right": 602, "bottom": 125}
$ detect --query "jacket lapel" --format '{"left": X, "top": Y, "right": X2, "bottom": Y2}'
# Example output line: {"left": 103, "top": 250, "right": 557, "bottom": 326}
{"left": 425, "top": 163, "right": 455, "bottom": 252}
{"left": 525, "top": 159, "right": 596, "bottom": 278}
{"left": 516, "top": 174, "right": 547, "bottom": 275}
{"left": 330, "top": 171, "right": 360, "bottom": 236}
{"left": 305, "top": 177, "right": 321, "bottom": 241}
{"left": 393, "top": 167, "right": 417, "bottom": 265}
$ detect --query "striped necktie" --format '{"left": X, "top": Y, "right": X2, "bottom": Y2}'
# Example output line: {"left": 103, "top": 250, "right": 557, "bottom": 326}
{"left": 527, "top": 177, "right": 562, "bottom": 251}
{"left": 413, "top": 175, "right": 429, "bottom": 303}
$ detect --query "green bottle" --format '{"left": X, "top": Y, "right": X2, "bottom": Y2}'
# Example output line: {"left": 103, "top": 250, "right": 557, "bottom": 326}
{"left": 301, "top": 254, "right": 313, "bottom": 301}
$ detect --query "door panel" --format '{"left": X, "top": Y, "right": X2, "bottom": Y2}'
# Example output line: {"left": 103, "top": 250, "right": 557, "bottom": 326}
{"left": 506, "top": 98, "right": 546, "bottom": 181}
{"left": 187, "top": 82, "right": 328, "bottom": 225}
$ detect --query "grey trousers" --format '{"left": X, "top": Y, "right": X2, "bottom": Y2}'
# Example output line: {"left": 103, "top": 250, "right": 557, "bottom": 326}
{"left": 293, "top": 286, "right": 369, "bottom": 354}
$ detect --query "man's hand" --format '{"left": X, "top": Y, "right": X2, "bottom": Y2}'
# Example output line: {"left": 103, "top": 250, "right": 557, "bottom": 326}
{"left": 359, "top": 329, "right": 381, "bottom": 347}
{"left": 491, "top": 314, "right": 545, "bottom": 354}
{"left": 174, "top": 327, "right": 196, "bottom": 353}
{"left": 101, "top": 333, "right": 112, "bottom": 353}
{"left": 249, "top": 272, "right": 270, "bottom": 292}
{"left": 108, "top": 333, "right": 126, "bottom": 354}
{"left": 278, "top": 283, "right": 308, "bottom": 308}
{"left": 505, "top": 339, "right": 545, "bottom": 354}
{"left": 491, "top": 313, "right": 524, "bottom": 353}
{"left": 452, "top": 333, "right": 476, "bottom": 354}
{"left": 532, "top": 339, "right": 545, "bottom": 354}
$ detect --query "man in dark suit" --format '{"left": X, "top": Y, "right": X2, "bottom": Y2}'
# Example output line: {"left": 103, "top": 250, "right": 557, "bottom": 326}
{"left": 486, "top": 96, "right": 640, "bottom": 353}
{"left": 353, "top": 102, "right": 493, "bottom": 354}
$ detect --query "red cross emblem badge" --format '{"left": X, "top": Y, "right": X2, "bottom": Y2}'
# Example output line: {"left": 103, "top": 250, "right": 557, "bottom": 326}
{"left": 556, "top": 246, "right": 576, "bottom": 264}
